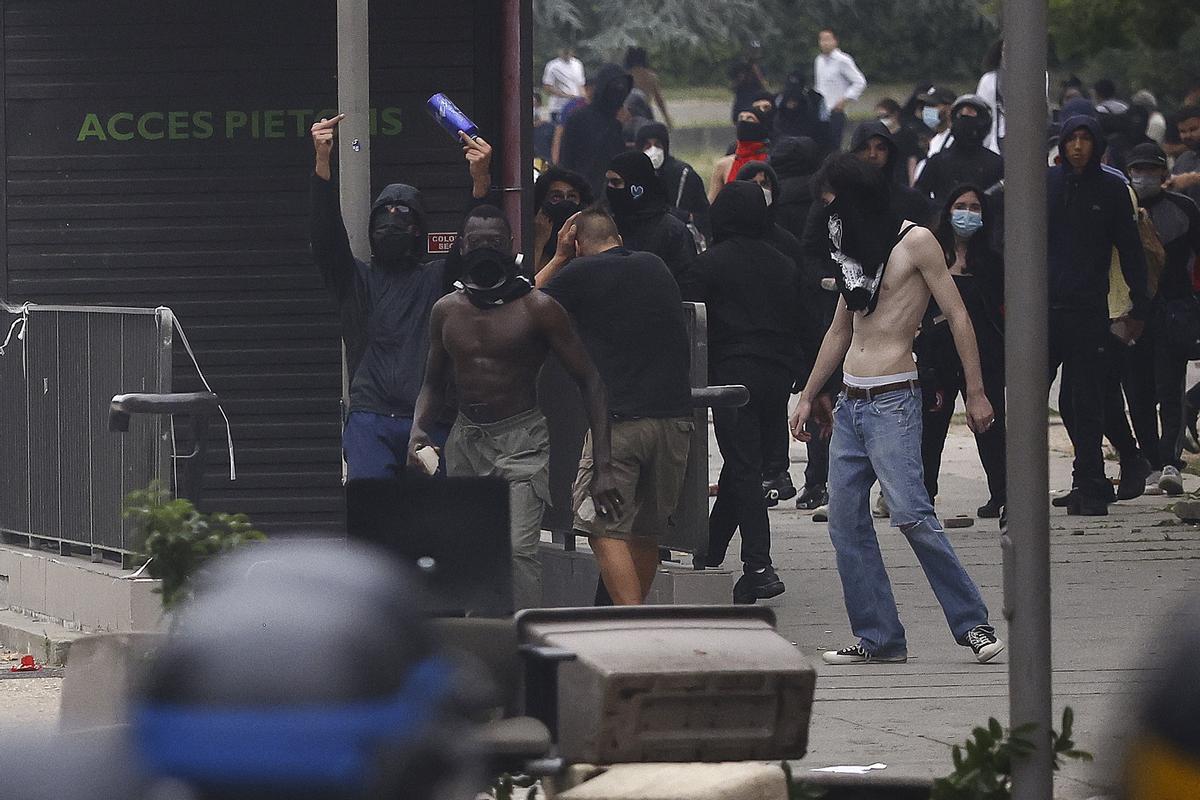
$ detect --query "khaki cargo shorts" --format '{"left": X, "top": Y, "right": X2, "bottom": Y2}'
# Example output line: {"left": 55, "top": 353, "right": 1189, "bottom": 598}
{"left": 571, "top": 416, "right": 694, "bottom": 541}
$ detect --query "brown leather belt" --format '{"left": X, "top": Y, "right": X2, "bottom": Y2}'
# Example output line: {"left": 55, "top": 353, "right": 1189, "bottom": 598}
{"left": 843, "top": 379, "right": 918, "bottom": 400}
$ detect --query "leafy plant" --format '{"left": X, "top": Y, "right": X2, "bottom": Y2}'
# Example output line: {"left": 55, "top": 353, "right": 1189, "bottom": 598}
{"left": 123, "top": 482, "right": 266, "bottom": 610}
{"left": 931, "top": 707, "right": 1093, "bottom": 799}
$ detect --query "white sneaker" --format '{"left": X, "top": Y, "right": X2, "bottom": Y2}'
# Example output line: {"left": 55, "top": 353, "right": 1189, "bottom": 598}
{"left": 812, "top": 504, "right": 829, "bottom": 522}
{"left": 872, "top": 492, "right": 890, "bottom": 519}
{"left": 1159, "top": 465, "right": 1184, "bottom": 496}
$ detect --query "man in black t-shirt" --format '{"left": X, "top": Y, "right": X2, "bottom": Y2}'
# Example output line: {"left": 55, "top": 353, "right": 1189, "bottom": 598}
{"left": 537, "top": 208, "right": 694, "bottom": 605}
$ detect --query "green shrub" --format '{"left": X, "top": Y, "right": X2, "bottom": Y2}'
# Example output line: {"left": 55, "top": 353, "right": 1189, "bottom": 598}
{"left": 123, "top": 482, "right": 266, "bottom": 610}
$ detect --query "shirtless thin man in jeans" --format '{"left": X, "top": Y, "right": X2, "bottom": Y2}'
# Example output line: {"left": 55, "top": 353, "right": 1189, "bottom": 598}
{"left": 790, "top": 154, "right": 1005, "bottom": 665}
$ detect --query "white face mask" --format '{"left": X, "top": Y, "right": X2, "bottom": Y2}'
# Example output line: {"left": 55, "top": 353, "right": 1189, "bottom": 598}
{"left": 644, "top": 145, "right": 665, "bottom": 170}
{"left": 761, "top": 186, "right": 773, "bottom": 206}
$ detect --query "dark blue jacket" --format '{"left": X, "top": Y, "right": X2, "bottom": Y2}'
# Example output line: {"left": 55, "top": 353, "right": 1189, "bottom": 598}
{"left": 1047, "top": 115, "right": 1149, "bottom": 319}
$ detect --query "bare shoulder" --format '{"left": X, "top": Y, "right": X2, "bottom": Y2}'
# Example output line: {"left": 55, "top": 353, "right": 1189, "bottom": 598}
{"left": 527, "top": 288, "right": 568, "bottom": 318}
{"left": 899, "top": 225, "right": 944, "bottom": 270}
{"left": 432, "top": 291, "right": 467, "bottom": 314}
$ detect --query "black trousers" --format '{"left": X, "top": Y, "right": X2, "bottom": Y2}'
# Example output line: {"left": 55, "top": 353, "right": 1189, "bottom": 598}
{"left": 708, "top": 358, "right": 792, "bottom": 571}
{"left": 921, "top": 357, "right": 1007, "bottom": 507}
{"left": 761, "top": 411, "right": 829, "bottom": 489}
{"left": 1049, "top": 309, "right": 1111, "bottom": 502}
{"left": 1117, "top": 318, "right": 1188, "bottom": 470}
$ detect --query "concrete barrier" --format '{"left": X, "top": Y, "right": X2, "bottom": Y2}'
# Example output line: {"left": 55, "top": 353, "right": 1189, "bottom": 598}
{"left": 556, "top": 762, "right": 788, "bottom": 800}
{"left": 538, "top": 542, "right": 732, "bottom": 607}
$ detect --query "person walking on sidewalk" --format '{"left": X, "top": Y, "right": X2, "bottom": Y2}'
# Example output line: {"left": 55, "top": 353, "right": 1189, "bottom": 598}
{"left": 790, "top": 154, "right": 1004, "bottom": 665}
{"left": 813, "top": 29, "right": 866, "bottom": 149}
{"left": 680, "top": 181, "right": 801, "bottom": 604}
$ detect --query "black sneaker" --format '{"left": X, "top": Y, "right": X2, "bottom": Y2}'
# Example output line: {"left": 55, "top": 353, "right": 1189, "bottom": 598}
{"left": 1067, "top": 497, "right": 1108, "bottom": 516}
{"left": 822, "top": 643, "right": 907, "bottom": 665}
{"left": 1050, "top": 489, "right": 1075, "bottom": 508}
{"left": 961, "top": 625, "right": 1005, "bottom": 663}
{"left": 733, "top": 566, "right": 786, "bottom": 604}
{"left": 977, "top": 499, "right": 1003, "bottom": 519}
{"left": 795, "top": 483, "right": 828, "bottom": 511}
{"left": 762, "top": 472, "right": 797, "bottom": 507}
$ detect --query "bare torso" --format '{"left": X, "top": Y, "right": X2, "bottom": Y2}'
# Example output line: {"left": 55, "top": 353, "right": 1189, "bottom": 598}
{"left": 437, "top": 291, "right": 549, "bottom": 422}
{"left": 843, "top": 222, "right": 931, "bottom": 378}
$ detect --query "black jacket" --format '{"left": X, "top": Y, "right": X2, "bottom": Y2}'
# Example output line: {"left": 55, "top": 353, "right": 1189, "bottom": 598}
{"left": 851, "top": 121, "right": 937, "bottom": 226}
{"left": 1142, "top": 189, "right": 1200, "bottom": 302}
{"left": 310, "top": 177, "right": 447, "bottom": 418}
{"left": 678, "top": 181, "right": 802, "bottom": 373}
{"left": 1047, "top": 115, "right": 1149, "bottom": 319}
{"left": 608, "top": 149, "right": 697, "bottom": 278}
{"left": 560, "top": 64, "right": 633, "bottom": 199}
{"left": 915, "top": 138, "right": 1004, "bottom": 211}
{"left": 637, "top": 123, "right": 711, "bottom": 239}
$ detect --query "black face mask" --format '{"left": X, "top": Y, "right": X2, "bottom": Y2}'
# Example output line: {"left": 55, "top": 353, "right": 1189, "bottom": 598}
{"left": 371, "top": 215, "right": 418, "bottom": 265}
{"left": 951, "top": 115, "right": 987, "bottom": 146}
{"left": 736, "top": 119, "right": 770, "bottom": 143}
{"left": 606, "top": 185, "right": 642, "bottom": 220}
{"left": 457, "top": 247, "right": 531, "bottom": 309}
{"left": 541, "top": 199, "right": 582, "bottom": 256}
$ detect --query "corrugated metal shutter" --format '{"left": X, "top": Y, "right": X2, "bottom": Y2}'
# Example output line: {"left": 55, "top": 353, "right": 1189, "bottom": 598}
{"left": 2, "top": 1, "right": 506, "bottom": 532}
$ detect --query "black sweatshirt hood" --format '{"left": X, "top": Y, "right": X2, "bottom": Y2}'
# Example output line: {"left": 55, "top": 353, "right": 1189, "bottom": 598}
{"left": 849, "top": 121, "right": 899, "bottom": 171}
{"left": 1058, "top": 114, "right": 1107, "bottom": 170}
{"left": 590, "top": 63, "right": 634, "bottom": 115}
{"left": 635, "top": 122, "right": 671, "bottom": 155}
{"left": 369, "top": 183, "right": 427, "bottom": 259}
{"left": 710, "top": 180, "right": 770, "bottom": 243}
{"left": 769, "top": 136, "right": 820, "bottom": 178}
{"left": 607, "top": 150, "right": 668, "bottom": 219}
{"left": 735, "top": 161, "right": 780, "bottom": 199}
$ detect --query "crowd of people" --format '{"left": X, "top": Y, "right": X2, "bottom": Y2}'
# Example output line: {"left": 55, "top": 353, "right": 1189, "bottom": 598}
{"left": 311, "top": 30, "right": 1200, "bottom": 667}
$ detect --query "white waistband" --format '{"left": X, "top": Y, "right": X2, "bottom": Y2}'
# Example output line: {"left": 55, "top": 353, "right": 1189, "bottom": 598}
{"left": 843, "top": 370, "right": 919, "bottom": 389}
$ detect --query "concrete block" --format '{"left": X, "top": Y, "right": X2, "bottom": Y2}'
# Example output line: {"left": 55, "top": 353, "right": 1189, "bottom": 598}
{"left": 0, "top": 608, "right": 86, "bottom": 665}
{"left": 559, "top": 762, "right": 787, "bottom": 800}
{"left": 59, "top": 632, "right": 165, "bottom": 731}
{"left": 539, "top": 542, "right": 732, "bottom": 607}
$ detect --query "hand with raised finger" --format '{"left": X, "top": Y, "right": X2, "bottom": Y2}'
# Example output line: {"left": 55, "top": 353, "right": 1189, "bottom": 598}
{"left": 311, "top": 114, "right": 345, "bottom": 179}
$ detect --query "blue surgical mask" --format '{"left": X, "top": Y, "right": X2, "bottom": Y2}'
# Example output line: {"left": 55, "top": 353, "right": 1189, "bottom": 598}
{"left": 951, "top": 209, "right": 983, "bottom": 237}
{"left": 922, "top": 106, "right": 941, "bottom": 129}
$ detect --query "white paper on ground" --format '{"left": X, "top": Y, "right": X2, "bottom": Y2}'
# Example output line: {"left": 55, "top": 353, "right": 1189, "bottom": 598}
{"left": 810, "top": 763, "right": 888, "bottom": 774}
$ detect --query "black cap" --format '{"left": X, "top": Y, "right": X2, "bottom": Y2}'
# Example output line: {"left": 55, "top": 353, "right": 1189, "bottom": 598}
{"left": 1126, "top": 142, "right": 1168, "bottom": 170}
{"left": 918, "top": 85, "right": 956, "bottom": 105}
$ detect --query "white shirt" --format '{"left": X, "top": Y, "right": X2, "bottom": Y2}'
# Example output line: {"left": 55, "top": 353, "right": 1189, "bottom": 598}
{"left": 542, "top": 57, "right": 586, "bottom": 114}
{"left": 814, "top": 48, "right": 867, "bottom": 109}
{"left": 975, "top": 71, "right": 1004, "bottom": 154}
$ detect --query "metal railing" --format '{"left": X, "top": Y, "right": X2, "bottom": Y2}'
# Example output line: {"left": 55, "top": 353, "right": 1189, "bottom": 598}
{"left": 0, "top": 302, "right": 173, "bottom": 557}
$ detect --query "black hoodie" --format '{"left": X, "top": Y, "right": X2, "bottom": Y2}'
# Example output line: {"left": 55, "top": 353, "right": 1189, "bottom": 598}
{"left": 678, "top": 181, "right": 803, "bottom": 372}
{"left": 915, "top": 117, "right": 1004, "bottom": 210}
{"left": 311, "top": 177, "right": 449, "bottom": 418}
{"left": 768, "top": 136, "right": 821, "bottom": 240}
{"left": 560, "top": 63, "right": 633, "bottom": 198}
{"left": 1047, "top": 115, "right": 1149, "bottom": 319}
{"left": 607, "top": 150, "right": 697, "bottom": 278}
{"left": 636, "top": 122, "right": 711, "bottom": 239}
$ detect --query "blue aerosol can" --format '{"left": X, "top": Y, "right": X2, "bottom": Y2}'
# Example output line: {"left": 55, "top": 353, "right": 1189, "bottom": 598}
{"left": 426, "top": 93, "right": 479, "bottom": 141}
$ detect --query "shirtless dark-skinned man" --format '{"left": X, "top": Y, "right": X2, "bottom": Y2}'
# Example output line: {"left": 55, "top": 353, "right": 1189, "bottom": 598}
{"left": 407, "top": 228, "right": 622, "bottom": 611}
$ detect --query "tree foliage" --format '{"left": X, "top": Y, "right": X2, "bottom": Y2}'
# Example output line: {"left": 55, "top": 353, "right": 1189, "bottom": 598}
{"left": 1048, "top": 0, "right": 1200, "bottom": 63}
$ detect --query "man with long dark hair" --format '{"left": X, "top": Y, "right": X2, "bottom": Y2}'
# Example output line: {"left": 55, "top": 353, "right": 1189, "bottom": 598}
{"left": 790, "top": 154, "right": 1003, "bottom": 665}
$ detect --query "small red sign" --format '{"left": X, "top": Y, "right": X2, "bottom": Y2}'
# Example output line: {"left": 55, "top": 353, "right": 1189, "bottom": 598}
{"left": 427, "top": 232, "right": 458, "bottom": 254}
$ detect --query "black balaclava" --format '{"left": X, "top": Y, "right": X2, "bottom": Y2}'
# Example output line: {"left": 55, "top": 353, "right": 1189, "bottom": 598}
{"left": 820, "top": 156, "right": 899, "bottom": 314}
{"left": 950, "top": 97, "right": 992, "bottom": 148}
{"left": 368, "top": 183, "right": 427, "bottom": 268}
{"left": 591, "top": 63, "right": 634, "bottom": 116}
{"left": 748, "top": 90, "right": 777, "bottom": 132}
{"left": 606, "top": 150, "right": 668, "bottom": 222}
{"left": 457, "top": 247, "right": 531, "bottom": 309}
{"left": 736, "top": 110, "right": 771, "bottom": 143}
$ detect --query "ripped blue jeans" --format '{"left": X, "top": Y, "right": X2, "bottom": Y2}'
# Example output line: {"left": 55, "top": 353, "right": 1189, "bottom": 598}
{"left": 828, "top": 387, "right": 991, "bottom": 657}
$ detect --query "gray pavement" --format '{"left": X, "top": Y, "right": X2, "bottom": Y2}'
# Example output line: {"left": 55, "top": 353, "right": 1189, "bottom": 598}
{"left": 707, "top": 418, "right": 1200, "bottom": 798}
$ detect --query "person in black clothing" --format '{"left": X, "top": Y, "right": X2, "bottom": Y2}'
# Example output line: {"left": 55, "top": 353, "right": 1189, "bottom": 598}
{"left": 531, "top": 167, "right": 594, "bottom": 274}
{"left": 679, "top": 181, "right": 799, "bottom": 604}
{"left": 773, "top": 68, "right": 833, "bottom": 154}
{"left": 850, "top": 120, "right": 937, "bottom": 227}
{"left": 915, "top": 95, "right": 1004, "bottom": 210}
{"left": 769, "top": 135, "right": 822, "bottom": 240}
{"left": 309, "top": 114, "right": 487, "bottom": 480}
{"left": 735, "top": 160, "right": 826, "bottom": 506}
{"left": 1121, "top": 143, "right": 1200, "bottom": 493}
{"left": 635, "top": 122, "right": 711, "bottom": 242}
{"left": 729, "top": 55, "right": 768, "bottom": 124}
{"left": 1047, "top": 115, "right": 1150, "bottom": 515}
{"left": 560, "top": 63, "right": 633, "bottom": 199}
{"left": 916, "top": 185, "right": 1006, "bottom": 517}
{"left": 537, "top": 208, "right": 694, "bottom": 605}
{"left": 605, "top": 150, "right": 697, "bottom": 278}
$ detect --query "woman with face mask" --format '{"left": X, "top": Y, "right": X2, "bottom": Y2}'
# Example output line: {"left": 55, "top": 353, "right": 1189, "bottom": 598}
{"left": 916, "top": 185, "right": 1006, "bottom": 519}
